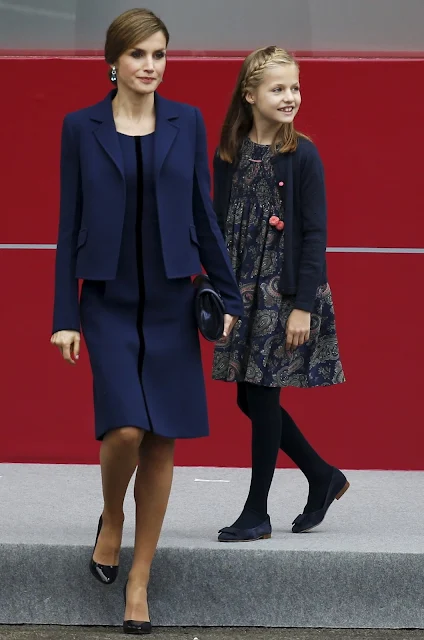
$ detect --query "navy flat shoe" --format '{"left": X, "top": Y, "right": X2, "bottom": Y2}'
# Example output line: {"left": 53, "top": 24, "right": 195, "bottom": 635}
{"left": 123, "top": 580, "right": 152, "bottom": 635}
{"left": 292, "top": 468, "right": 350, "bottom": 533}
{"left": 218, "top": 515, "right": 272, "bottom": 542}
{"left": 89, "top": 515, "right": 119, "bottom": 585}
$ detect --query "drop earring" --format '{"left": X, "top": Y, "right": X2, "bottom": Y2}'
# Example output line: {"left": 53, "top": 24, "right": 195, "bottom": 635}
{"left": 111, "top": 66, "right": 117, "bottom": 83}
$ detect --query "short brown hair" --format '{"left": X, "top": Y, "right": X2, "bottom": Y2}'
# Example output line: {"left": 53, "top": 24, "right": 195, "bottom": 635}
{"left": 105, "top": 8, "right": 169, "bottom": 81}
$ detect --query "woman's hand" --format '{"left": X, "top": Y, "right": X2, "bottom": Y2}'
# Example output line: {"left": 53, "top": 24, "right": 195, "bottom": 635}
{"left": 50, "top": 330, "right": 81, "bottom": 365}
{"left": 222, "top": 314, "right": 238, "bottom": 338}
{"left": 285, "top": 309, "right": 311, "bottom": 351}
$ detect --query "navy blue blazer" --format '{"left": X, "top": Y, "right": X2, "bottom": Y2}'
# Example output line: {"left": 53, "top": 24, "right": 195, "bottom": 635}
{"left": 213, "top": 138, "right": 328, "bottom": 313}
{"left": 52, "top": 91, "right": 244, "bottom": 333}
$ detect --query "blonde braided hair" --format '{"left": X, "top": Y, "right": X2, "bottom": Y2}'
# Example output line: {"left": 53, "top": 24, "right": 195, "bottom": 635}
{"left": 219, "top": 46, "right": 309, "bottom": 162}
{"left": 242, "top": 47, "right": 297, "bottom": 98}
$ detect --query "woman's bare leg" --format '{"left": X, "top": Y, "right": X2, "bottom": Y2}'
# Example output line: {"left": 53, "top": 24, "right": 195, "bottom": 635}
{"left": 93, "top": 426, "right": 144, "bottom": 566}
{"left": 124, "top": 432, "right": 175, "bottom": 621}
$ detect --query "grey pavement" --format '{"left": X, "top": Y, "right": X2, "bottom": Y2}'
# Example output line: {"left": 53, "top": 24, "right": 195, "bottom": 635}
{"left": 0, "top": 628, "right": 422, "bottom": 640}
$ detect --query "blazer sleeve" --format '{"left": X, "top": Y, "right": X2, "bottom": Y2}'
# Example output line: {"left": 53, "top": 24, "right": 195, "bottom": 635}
{"left": 295, "top": 144, "right": 327, "bottom": 312}
{"left": 52, "top": 115, "right": 82, "bottom": 334}
{"left": 212, "top": 151, "right": 225, "bottom": 238}
{"left": 192, "top": 108, "right": 244, "bottom": 317}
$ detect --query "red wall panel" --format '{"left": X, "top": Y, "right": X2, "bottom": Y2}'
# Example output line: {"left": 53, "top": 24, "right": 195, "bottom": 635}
{"left": 3, "top": 57, "right": 424, "bottom": 247}
{"left": 1, "top": 56, "right": 423, "bottom": 468}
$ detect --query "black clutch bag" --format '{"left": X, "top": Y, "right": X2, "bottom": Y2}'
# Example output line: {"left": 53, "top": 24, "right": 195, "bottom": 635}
{"left": 193, "top": 274, "right": 225, "bottom": 342}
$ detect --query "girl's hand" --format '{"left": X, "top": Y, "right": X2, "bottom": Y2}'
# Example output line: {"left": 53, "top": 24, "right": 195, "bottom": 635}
{"left": 223, "top": 314, "right": 238, "bottom": 338}
{"left": 50, "top": 330, "right": 81, "bottom": 365}
{"left": 285, "top": 310, "right": 311, "bottom": 351}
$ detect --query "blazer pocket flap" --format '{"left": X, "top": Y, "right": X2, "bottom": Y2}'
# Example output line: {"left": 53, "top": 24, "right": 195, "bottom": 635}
{"left": 189, "top": 225, "right": 200, "bottom": 246}
{"left": 76, "top": 228, "right": 88, "bottom": 249}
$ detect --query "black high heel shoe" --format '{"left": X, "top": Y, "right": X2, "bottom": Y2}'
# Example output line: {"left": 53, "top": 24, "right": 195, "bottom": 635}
{"left": 123, "top": 580, "right": 152, "bottom": 635}
{"left": 89, "top": 515, "right": 119, "bottom": 585}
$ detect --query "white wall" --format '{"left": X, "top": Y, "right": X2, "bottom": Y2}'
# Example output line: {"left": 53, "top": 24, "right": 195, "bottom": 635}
{"left": 1, "top": 0, "right": 423, "bottom": 52}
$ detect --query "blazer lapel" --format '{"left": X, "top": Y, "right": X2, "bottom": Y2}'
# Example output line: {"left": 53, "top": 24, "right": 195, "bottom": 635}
{"left": 89, "top": 91, "right": 125, "bottom": 181}
{"left": 88, "top": 91, "right": 179, "bottom": 181}
{"left": 154, "top": 93, "right": 179, "bottom": 179}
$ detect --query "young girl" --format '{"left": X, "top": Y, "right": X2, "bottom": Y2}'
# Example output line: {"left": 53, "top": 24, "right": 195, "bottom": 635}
{"left": 212, "top": 46, "right": 348, "bottom": 541}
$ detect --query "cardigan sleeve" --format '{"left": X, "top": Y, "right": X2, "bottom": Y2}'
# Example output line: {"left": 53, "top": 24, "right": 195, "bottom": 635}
{"left": 294, "top": 143, "right": 328, "bottom": 312}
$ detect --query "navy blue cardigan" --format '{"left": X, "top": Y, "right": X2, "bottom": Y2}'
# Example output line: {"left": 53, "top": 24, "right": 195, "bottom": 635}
{"left": 213, "top": 138, "right": 328, "bottom": 313}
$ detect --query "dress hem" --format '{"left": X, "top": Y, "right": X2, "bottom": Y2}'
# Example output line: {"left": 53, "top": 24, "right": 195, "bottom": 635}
{"left": 211, "top": 377, "right": 346, "bottom": 389}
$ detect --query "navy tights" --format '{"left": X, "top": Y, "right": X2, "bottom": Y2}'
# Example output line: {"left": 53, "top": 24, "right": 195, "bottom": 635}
{"left": 231, "top": 382, "right": 333, "bottom": 529}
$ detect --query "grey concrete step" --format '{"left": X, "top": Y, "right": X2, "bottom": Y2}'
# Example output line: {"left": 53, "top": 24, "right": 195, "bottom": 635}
{"left": 1, "top": 465, "right": 423, "bottom": 629}
{"left": 0, "top": 628, "right": 423, "bottom": 640}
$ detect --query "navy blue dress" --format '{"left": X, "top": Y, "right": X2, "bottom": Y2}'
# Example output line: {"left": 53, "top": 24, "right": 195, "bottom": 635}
{"left": 80, "top": 132, "right": 208, "bottom": 440}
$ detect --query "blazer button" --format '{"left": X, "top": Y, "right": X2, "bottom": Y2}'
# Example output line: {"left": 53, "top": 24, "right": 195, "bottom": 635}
{"left": 278, "top": 181, "right": 284, "bottom": 187}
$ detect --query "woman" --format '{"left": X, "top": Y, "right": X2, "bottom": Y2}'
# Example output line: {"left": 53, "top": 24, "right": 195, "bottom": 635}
{"left": 51, "top": 8, "right": 242, "bottom": 634}
{"left": 212, "top": 47, "right": 348, "bottom": 542}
